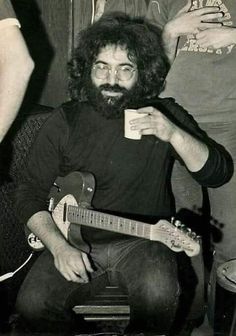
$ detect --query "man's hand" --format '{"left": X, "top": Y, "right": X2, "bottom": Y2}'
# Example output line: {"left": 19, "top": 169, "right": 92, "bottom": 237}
{"left": 164, "top": 5, "right": 223, "bottom": 39}
{"left": 162, "top": 1, "right": 223, "bottom": 63}
{"left": 130, "top": 106, "right": 209, "bottom": 172}
{"left": 196, "top": 26, "right": 236, "bottom": 49}
{"left": 129, "top": 106, "right": 177, "bottom": 142}
{"left": 53, "top": 243, "right": 94, "bottom": 283}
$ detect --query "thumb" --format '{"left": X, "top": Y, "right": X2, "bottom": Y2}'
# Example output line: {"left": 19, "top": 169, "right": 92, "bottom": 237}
{"left": 81, "top": 252, "right": 94, "bottom": 273}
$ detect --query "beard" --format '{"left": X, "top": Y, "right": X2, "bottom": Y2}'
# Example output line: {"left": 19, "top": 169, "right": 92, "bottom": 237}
{"left": 84, "top": 79, "right": 142, "bottom": 119}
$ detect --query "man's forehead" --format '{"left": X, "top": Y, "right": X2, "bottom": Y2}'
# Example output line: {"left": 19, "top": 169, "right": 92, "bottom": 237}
{"left": 95, "top": 44, "right": 136, "bottom": 65}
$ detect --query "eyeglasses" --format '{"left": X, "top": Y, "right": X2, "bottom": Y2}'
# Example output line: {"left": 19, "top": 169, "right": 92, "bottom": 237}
{"left": 92, "top": 63, "right": 137, "bottom": 81}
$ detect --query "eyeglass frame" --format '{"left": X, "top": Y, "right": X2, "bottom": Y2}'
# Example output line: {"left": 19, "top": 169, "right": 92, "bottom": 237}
{"left": 92, "top": 62, "right": 137, "bottom": 81}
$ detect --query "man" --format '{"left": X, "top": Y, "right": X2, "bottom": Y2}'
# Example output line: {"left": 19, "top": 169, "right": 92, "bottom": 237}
{"left": 15, "top": 13, "right": 233, "bottom": 335}
{"left": 0, "top": 0, "right": 34, "bottom": 143}
{"left": 146, "top": 0, "right": 236, "bottom": 331}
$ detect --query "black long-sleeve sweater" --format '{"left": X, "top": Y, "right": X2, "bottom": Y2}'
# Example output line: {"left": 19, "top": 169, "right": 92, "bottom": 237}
{"left": 15, "top": 98, "right": 233, "bottom": 242}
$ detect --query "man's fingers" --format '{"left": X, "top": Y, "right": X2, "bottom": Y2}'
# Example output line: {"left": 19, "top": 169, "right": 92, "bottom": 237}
{"left": 66, "top": 269, "right": 88, "bottom": 283}
{"left": 81, "top": 252, "right": 94, "bottom": 273}
{"left": 200, "top": 22, "right": 222, "bottom": 29}
{"left": 192, "top": 6, "right": 221, "bottom": 15}
{"left": 141, "top": 128, "right": 156, "bottom": 136}
{"left": 200, "top": 12, "right": 223, "bottom": 21}
{"left": 55, "top": 253, "right": 90, "bottom": 283}
{"left": 71, "top": 260, "right": 89, "bottom": 282}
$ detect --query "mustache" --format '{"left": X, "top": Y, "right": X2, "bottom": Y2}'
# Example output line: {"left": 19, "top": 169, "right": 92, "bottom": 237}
{"left": 99, "top": 84, "right": 128, "bottom": 94}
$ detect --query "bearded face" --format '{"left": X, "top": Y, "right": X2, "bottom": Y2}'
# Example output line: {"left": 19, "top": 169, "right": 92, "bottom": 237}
{"left": 85, "top": 80, "right": 141, "bottom": 119}
{"left": 86, "top": 44, "right": 141, "bottom": 119}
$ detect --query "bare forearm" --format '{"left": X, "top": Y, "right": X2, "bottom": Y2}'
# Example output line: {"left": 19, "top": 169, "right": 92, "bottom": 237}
{"left": 170, "top": 128, "right": 209, "bottom": 172}
{"left": 27, "top": 210, "right": 93, "bottom": 283}
{"left": 162, "top": 23, "right": 179, "bottom": 64}
{"left": 0, "top": 26, "right": 34, "bottom": 142}
{"left": 27, "top": 211, "right": 68, "bottom": 257}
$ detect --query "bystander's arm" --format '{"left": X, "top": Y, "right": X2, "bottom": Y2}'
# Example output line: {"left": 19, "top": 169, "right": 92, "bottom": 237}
{"left": 196, "top": 26, "right": 236, "bottom": 49}
{"left": 0, "top": 25, "right": 34, "bottom": 142}
{"left": 160, "top": 4, "right": 222, "bottom": 63}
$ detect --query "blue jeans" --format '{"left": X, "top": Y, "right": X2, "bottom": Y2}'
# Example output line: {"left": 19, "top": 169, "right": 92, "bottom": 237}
{"left": 16, "top": 237, "right": 184, "bottom": 334}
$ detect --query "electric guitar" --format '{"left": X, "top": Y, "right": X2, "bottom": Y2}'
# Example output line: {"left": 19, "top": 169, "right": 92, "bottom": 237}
{"left": 26, "top": 171, "right": 201, "bottom": 257}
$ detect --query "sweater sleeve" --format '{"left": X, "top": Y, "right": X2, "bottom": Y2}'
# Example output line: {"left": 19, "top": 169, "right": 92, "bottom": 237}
{"left": 158, "top": 98, "right": 234, "bottom": 187}
{"left": 15, "top": 107, "right": 70, "bottom": 224}
{"left": 189, "top": 142, "right": 234, "bottom": 188}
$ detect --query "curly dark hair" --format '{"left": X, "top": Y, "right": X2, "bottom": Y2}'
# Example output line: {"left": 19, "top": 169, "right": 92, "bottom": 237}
{"left": 68, "top": 12, "right": 169, "bottom": 101}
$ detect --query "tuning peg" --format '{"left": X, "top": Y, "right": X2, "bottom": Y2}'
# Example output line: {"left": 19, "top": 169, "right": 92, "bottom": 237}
{"left": 174, "top": 220, "right": 182, "bottom": 227}
{"left": 189, "top": 231, "right": 196, "bottom": 239}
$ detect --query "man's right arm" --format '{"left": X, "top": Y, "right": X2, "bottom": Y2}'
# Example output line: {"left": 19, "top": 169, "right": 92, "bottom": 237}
{"left": 15, "top": 107, "right": 93, "bottom": 283}
{"left": 27, "top": 211, "right": 93, "bottom": 283}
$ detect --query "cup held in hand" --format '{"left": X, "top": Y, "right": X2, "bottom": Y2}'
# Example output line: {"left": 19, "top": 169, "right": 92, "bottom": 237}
{"left": 124, "top": 109, "right": 147, "bottom": 140}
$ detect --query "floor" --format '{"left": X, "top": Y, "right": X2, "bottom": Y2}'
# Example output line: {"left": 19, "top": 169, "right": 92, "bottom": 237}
{"left": 0, "top": 317, "right": 214, "bottom": 336}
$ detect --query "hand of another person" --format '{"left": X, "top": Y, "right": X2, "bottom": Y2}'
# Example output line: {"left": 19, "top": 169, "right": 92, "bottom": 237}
{"left": 129, "top": 106, "right": 178, "bottom": 142}
{"left": 164, "top": 2, "right": 223, "bottom": 38}
{"left": 53, "top": 243, "right": 94, "bottom": 283}
{"left": 196, "top": 26, "right": 236, "bottom": 49}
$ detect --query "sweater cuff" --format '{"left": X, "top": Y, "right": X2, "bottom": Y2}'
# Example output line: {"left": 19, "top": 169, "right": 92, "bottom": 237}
{"left": 189, "top": 145, "right": 231, "bottom": 188}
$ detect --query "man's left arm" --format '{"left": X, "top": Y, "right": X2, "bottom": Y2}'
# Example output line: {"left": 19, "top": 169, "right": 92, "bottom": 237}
{"left": 129, "top": 105, "right": 233, "bottom": 187}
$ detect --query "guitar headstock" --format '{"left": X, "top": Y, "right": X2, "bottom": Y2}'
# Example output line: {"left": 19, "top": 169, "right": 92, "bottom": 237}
{"left": 150, "top": 218, "right": 200, "bottom": 257}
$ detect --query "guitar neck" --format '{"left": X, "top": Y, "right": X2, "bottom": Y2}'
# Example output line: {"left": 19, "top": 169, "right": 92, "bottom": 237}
{"left": 68, "top": 205, "right": 151, "bottom": 239}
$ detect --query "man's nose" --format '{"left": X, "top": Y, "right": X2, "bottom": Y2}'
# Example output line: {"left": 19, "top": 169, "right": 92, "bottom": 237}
{"left": 106, "top": 70, "right": 119, "bottom": 86}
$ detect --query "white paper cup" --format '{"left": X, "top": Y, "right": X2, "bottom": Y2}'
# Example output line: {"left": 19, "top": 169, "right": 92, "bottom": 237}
{"left": 124, "top": 109, "right": 147, "bottom": 140}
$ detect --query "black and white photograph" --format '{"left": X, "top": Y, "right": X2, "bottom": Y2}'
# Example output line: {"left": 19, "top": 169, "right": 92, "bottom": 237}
{"left": 0, "top": 1, "right": 236, "bottom": 335}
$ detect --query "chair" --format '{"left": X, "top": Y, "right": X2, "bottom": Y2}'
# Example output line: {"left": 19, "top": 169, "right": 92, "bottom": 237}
{"left": 0, "top": 104, "right": 53, "bottom": 327}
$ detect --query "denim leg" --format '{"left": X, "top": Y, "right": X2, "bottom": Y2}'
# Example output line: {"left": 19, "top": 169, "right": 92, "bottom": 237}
{"left": 16, "top": 249, "right": 109, "bottom": 332}
{"left": 108, "top": 238, "right": 180, "bottom": 335}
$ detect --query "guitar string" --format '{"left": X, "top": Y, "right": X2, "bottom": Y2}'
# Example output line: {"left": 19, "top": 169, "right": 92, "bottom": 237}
{"left": 53, "top": 204, "right": 198, "bottom": 243}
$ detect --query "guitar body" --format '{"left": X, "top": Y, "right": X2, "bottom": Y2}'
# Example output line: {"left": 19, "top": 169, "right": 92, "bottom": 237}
{"left": 26, "top": 171, "right": 200, "bottom": 256}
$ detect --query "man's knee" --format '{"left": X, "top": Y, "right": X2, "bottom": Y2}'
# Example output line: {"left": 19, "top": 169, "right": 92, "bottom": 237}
{"left": 128, "top": 254, "right": 180, "bottom": 308}
{"left": 138, "top": 271, "right": 179, "bottom": 306}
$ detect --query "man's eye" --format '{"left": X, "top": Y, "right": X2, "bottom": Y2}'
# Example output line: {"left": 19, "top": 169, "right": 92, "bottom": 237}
{"left": 120, "top": 66, "right": 133, "bottom": 72}
{"left": 97, "top": 64, "right": 108, "bottom": 70}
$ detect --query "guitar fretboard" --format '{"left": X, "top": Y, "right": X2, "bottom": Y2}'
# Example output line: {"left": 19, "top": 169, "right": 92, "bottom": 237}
{"left": 68, "top": 205, "right": 151, "bottom": 239}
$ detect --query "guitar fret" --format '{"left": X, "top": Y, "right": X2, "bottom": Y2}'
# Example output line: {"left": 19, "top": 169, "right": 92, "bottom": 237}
{"left": 67, "top": 205, "right": 151, "bottom": 239}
